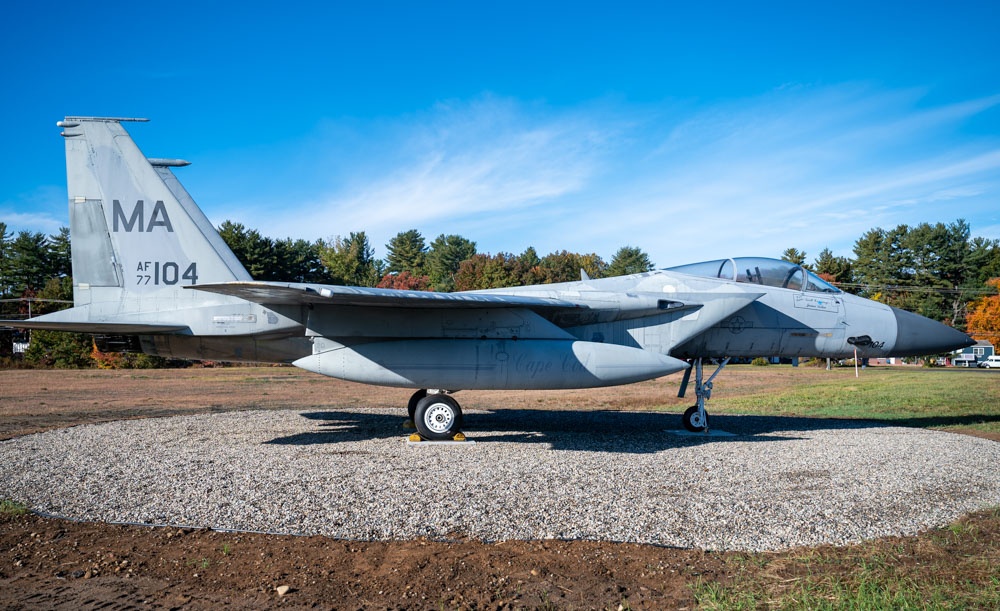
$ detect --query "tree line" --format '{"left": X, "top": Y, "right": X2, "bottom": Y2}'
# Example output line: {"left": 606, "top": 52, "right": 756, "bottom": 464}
{"left": 2, "top": 217, "right": 1000, "bottom": 366}
{"left": 216, "top": 222, "right": 655, "bottom": 292}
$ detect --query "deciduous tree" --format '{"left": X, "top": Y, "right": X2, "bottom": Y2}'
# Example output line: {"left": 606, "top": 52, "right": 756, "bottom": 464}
{"left": 966, "top": 278, "right": 1000, "bottom": 345}
{"left": 319, "top": 231, "right": 383, "bottom": 287}
{"left": 454, "top": 252, "right": 526, "bottom": 290}
{"left": 539, "top": 251, "right": 606, "bottom": 283}
{"left": 377, "top": 271, "right": 431, "bottom": 290}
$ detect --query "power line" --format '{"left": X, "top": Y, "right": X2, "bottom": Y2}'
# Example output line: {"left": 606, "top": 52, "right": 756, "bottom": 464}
{"left": 833, "top": 283, "right": 999, "bottom": 296}
{"left": 0, "top": 298, "right": 74, "bottom": 303}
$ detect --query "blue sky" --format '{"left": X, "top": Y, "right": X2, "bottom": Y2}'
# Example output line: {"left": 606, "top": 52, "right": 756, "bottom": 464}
{"left": 2, "top": 1, "right": 998, "bottom": 267}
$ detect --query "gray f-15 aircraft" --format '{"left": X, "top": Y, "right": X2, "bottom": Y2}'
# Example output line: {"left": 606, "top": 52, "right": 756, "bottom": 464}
{"left": 4, "top": 117, "right": 975, "bottom": 440}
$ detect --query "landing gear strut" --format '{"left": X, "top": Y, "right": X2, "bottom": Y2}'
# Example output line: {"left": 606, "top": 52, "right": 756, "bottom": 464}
{"left": 407, "top": 389, "right": 465, "bottom": 441}
{"left": 677, "top": 357, "right": 730, "bottom": 432}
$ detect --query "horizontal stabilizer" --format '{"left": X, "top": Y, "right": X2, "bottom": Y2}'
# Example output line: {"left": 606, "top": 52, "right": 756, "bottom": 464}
{"left": 0, "top": 319, "right": 189, "bottom": 334}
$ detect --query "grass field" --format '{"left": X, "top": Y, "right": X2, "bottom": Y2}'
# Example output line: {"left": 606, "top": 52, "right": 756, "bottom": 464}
{"left": 684, "top": 364, "right": 1000, "bottom": 438}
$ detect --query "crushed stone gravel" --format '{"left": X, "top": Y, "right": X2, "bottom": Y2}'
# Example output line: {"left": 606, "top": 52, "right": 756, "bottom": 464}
{"left": 2, "top": 408, "right": 998, "bottom": 552}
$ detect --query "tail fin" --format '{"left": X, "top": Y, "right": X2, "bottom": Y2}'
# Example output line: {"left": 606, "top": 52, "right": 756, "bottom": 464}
{"left": 59, "top": 117, "right": 251, "bottom": 308}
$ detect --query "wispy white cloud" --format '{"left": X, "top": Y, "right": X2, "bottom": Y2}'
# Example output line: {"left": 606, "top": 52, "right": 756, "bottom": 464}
{"left": 249, "top": 97, "right": 620, "bottom": 250}
{"left": 976, "top": 223, "right": 1000, "bottom": 241}
{"left": 228, "top": 86, "right": 1000, "bottom": 266}
{"left": 0, "top": 185, "right": 66, "bottom": 235}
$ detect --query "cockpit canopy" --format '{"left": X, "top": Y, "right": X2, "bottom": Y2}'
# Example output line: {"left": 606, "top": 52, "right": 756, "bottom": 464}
{"left": 664, "top": 257, "right": 841, "bottom": 293}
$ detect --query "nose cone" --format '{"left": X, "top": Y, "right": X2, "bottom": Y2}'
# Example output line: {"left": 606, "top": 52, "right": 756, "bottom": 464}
{"left": 890, "top": 307, "right": 975, "bottom": 356}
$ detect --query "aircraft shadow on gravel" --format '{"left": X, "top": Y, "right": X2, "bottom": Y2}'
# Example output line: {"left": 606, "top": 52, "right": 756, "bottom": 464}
{"left": 256, "top": 409, "right": 949, "bottom": 454}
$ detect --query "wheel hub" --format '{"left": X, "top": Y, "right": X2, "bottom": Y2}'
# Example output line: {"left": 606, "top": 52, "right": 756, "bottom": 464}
{"left": 690, "top": 410, "right": 706, "bottom": 428}
{"left": 423, "top": 402, "right": 455, "bottom": 434}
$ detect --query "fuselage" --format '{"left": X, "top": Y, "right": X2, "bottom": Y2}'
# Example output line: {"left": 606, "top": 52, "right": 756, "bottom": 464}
{"left": 135, "top": 261, "right": 970, "bottom": 391}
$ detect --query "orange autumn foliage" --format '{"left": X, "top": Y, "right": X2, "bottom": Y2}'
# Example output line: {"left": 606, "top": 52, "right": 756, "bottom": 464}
{"left": 966, "top": 278, "right": 1000, "bottom": 343}
{"left": 90, "top": 343, "right": 128, "bottom": 369}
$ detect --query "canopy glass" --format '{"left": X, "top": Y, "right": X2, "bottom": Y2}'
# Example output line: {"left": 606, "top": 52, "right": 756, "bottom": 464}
{"left": 664, "top": 257, "right": 841, "bottom": 293}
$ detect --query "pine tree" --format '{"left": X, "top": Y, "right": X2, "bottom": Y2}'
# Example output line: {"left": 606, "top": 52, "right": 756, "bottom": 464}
{"left": 781, "top": 247, "right": 807, "bottom": 266}
{"left": 813, "top": 248, "right": 854, "bottom": 286}
{"left": 0, "top": 222, "right": 12, "bottom": 305}
{"left": 426, "top": 234, "right": 477, "bottom": 292}
{"left": 5, "top": 231, "right": 50, "bottom": 297}
{"left": 218, "top": 221, "right": 278, "bottom": 279}
{"left": 385, "top": 230, "right": 428, "bottom": 276}
{"left": 48, "top": 227, "right": 72, "bottom": 278}
{"left": 607, "top": 246, "right": 654, "bottom": 277}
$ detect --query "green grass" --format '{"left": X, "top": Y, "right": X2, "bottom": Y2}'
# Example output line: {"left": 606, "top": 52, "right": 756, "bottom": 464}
{"left": 708, "top": 367, "right": 1000, "bottom": 435}
{"left": 696, "top": 563, "right": 1000, "bottom": 610}
{"left": 692, "top": 508, "right": 1000, "bottom": 610}
{"left": 0, "top": 499, "right": 28, "bottom": 516}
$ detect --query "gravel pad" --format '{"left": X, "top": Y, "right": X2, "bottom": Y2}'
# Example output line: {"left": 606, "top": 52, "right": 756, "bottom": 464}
{"left": 2, "top": 409, "right": 998, "bottom": 551}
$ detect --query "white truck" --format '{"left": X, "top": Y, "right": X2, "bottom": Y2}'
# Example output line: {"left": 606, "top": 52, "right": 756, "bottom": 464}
{"left": 978, "top": 355, "right": 1000, "bottom": 368}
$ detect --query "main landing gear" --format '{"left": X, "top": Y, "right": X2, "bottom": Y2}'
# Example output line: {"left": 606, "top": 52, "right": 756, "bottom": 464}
{"left": 405, "top": 389, "right": 465, "bottom": 441}
{"left": 677, "top": 357, "right": 730, "bottom": 432}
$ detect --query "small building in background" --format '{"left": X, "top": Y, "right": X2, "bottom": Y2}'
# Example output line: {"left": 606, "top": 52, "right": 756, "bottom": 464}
{"left": 952, "top": 340, "right": 995, "bottom": 367}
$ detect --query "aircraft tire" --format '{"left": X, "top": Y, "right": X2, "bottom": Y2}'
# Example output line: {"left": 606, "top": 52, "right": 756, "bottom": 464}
{"left": 407, "top": 389, "right": 427, "bottom": 422}
{"left": 414, "top": 394, "right": 463, "bottom": 441}
{"left": 683, "top": 405, "right": 708, "bottom": 432}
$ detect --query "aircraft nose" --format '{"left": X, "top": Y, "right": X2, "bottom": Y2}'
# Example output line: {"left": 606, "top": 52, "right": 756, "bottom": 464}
{"left": 890, "top": 306, "right": 975, "bottom": 356}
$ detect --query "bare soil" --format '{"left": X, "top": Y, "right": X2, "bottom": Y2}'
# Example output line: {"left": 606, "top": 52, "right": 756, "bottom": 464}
{"left": 1, "top": 367, "right": 996, "bottom": 609}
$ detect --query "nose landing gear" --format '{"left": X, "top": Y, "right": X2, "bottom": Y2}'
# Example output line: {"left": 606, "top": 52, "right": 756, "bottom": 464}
{"left": 678, "top": 357, "right": 730, "bottom": 432}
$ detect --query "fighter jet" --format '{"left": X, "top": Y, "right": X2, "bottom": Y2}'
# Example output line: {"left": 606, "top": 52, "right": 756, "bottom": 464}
{"left": 3, "top": 117, "right": 975, "bottom": 440}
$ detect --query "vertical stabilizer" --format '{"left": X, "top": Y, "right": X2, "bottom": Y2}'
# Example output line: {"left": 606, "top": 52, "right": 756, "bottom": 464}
{"left": 59, "top": 117, "right": 251, "bottom": 310}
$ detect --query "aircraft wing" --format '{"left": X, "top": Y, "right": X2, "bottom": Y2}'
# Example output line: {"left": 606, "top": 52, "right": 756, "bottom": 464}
{"left": 188, "top": 281, "right": 587, "bottom": 310}
{"left": 186, "top": 282, "right": 759, "bottom": 332}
